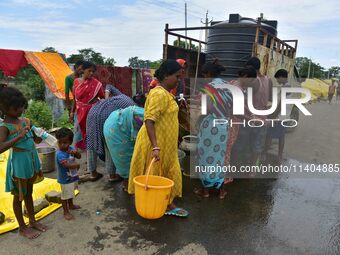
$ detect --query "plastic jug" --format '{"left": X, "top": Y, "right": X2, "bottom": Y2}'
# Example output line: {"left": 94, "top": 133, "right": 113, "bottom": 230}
{"left": 31, "top": 126, "right": 58, "bottom": 147}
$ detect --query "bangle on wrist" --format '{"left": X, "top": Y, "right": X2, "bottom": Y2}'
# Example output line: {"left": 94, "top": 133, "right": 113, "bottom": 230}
{"left": 152, "top": 147, "right": 160, "bottom": 151}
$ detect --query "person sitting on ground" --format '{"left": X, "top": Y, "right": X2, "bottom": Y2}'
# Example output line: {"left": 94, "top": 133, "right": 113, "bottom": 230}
{"left": 56, "top": 128, "right": 82, "bottom": 221}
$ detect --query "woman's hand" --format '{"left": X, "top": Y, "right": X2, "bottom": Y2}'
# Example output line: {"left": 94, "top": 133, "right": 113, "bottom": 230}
{"left": 18, "top": 126, "right": 30, "bottom": 138}
{"left": 70, "top": 112, "right": 74, "bottom": 124}
{"left": 152, "top": 149, "right": 160, "bottom": 161}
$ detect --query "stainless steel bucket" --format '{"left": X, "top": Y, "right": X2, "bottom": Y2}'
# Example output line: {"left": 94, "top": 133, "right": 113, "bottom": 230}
{"left": 37, "top": 147, "right": 56, "bottom": 173}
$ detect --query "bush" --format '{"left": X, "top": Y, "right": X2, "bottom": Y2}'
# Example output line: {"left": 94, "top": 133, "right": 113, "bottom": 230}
{"left": 25, "top": 101, "right": 53, "bottom": 129}
{"left": 26, "top": 75, "right": 45, "bottom": 101}
{"left": 55, "top": 110, "right": 73, "bottom": 129}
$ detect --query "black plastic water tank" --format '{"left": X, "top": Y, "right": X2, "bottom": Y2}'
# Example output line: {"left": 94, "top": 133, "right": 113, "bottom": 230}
{"left": 206, "top": 14, "right": 278, "bottom": 78}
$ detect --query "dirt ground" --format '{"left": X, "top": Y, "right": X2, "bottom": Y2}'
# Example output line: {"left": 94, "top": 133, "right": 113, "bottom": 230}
{"left": 0, "top": 99, "right": 339, "bottom": 255}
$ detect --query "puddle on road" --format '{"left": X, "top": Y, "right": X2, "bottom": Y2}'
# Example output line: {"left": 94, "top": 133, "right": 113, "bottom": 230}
{"left": 99, "top": 156, "right": 340, "bottom": 255}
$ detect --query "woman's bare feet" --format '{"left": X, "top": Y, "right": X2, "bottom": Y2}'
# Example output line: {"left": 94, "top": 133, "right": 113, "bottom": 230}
{"left": 218, "top": 188, "right": 227, "bottom": 199}
{"left": 122, "top": 179, "right": 128, "bottom": 192}
{"left": 29, "top": 221, "right": 48, "bottom": 232}
{"left": 69, "top": 204, "right": 81, "bottom": 210}
{"left": 64, "top": 212, "right": 74, "bottom": 221}
{"left": 224, "top": 178, "right": 234, "bottom": 185}
{"left": 193, "top": 187, "right": 209, "bottom": 198}
{"left": 19, "top": 226, "right": 41, "bottom": 239}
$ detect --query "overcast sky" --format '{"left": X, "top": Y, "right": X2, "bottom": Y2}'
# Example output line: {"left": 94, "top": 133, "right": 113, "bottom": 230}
{"left": 0, "top": 0, "right": 339, "bottom": 68}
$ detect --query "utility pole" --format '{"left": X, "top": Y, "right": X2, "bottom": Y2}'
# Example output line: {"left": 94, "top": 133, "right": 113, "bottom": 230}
{"left": 185, "top": 2, "right": 187, "bottom": 49}
{"left": 201, "top": 10, "right": 212, "bottom": 51}
{"left": 307, "top": 58, "right": 312, "bottom": 79}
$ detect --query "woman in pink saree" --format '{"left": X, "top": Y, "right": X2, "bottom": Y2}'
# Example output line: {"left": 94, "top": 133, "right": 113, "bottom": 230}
{"left": 72, "top": 61, "right": 105, "bottom": 151}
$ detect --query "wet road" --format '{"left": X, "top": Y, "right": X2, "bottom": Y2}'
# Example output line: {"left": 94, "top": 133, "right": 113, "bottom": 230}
{"left": 1, "top": 101, "right": 340, "bottom": 254}
{"left": 98, "top": 162, "right": 340, "bottom": 255}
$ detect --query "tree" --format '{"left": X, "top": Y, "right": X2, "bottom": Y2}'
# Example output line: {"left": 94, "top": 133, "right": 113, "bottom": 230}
{"left": 66, "top": 48, "right": 115, "bottom": 66}
{"left": 104, "top": 57, "right": 116, "bottom": 66}
{"left": 128, "top": 57, "right": 161, "bottom": 69}
{"left": 173, "top": 39, "right": 198, "bottom": 50}
{"left": 327, "top": 66, "right": 340, "bottom": 78}
{"left": 295, "top": 57, "right": 325, "bottom": 79}
{"left": 150, "top": 59, "right": 162, "bottom": 69}
{"left": 26, "top": 74, "right": 45, "bottom": 101}
{"left": 42, "top": 47, "right": 58, "bottom": 53}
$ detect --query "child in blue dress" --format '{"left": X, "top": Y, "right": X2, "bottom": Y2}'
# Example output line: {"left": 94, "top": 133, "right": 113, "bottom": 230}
{"left": 55, "top": 128, "right": 81, "bottom": 220}
{"left": 0, "top": 84, "right": 47, "bottom": 239}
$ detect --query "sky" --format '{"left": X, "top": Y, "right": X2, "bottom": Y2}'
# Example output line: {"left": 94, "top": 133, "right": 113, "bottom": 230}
{"left": 0, "top": 0, "right": 339, "bottom": 69}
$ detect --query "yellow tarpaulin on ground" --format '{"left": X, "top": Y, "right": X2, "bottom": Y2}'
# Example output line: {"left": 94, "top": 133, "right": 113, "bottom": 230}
{"left": 0, "top": 151, "right": 77, "bottom": 235}
{"left": 301, "top": 79, "right": 329, "bottom": 100}
{"left": 24, "top": 52, "right": 72, "bottom": 100}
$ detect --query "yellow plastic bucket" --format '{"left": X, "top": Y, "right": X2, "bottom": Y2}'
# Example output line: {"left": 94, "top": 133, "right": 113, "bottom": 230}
{"left": 133, "top": 159, "right": 174, "bottom": 219}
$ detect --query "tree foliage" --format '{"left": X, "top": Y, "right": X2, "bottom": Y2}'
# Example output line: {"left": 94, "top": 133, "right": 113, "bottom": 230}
{"left": 25, "top": 101, "right": 53, "bottom": 129}
{"left": 173, "top": 39, "right": 198, "bottom": 50}
{"left": 328, "top": 66, "right": 340, "bottom": 78}
{"left": 66, "top": 48, "right": 115, "bottom": 66}
{"left": 26, "top": 74, "right": 45, "bottom": 101}
{"left": 128, "top": 57, "right": 162, "bottom": 69}
{"left": 42, "top": 47, "right": 58, "bottom": 53}
{"left": 295, "top": 57, "right": 327, "bottom": 79}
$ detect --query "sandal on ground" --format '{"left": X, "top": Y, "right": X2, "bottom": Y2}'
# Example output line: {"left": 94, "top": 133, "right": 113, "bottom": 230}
{"left": 165, "top": 207, "right": 189, "bottom": 217}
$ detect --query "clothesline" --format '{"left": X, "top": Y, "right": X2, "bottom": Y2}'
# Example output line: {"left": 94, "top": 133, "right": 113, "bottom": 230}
{"left": 0, "top": 48, "right": 156, "bottom": 100}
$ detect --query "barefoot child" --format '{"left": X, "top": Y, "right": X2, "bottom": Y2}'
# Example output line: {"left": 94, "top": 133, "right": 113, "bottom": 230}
{"left": 0, "top": 84, "right": 47, "bottom": 239}
{"left": 55, "top": 128, "right": 81, "bottom": 220}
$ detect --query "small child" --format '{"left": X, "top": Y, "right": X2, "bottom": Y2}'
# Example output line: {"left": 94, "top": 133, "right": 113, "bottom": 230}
{"left": 0, "top": 84, "right": 47, "bottom": 239}
{"left": 55, "top": 128, "right": 81, "bottom": 220}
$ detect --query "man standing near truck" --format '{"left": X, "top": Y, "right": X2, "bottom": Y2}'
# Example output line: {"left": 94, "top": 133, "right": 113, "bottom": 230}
{"left": 245, "top": 57, "right": 272, "bottom": 169}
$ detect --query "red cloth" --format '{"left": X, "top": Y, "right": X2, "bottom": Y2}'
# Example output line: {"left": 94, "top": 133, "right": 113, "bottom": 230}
{"left": 73, "top": 77, "right": 104, "bottom": 138}
{"left": 114, "top": 67, "right": 132, "bottom": 96}
{"left": 94, "top": 65, "right": 115, "bottom": 89}
{"left": 0, "top": 49, "right": 28, "bottom": 76}
{"left": 94, "top": 66, "right": 133, "bottom": 96}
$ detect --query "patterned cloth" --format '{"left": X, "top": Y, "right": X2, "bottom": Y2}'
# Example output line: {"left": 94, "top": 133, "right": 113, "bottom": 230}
{"left": 114, "top": 67, "right": 133, "bottom": 96}
{"left": 25, "top": 51, "right": 72, "bottom": 99}
{"left": 136, "top": 69, "right": 143, "bottom": 94}
{"left": 94, "top": 66, "right": 133, "bottom": 96}
{"left": 128, "top": 86, "right": 182, "bottom": 203}
{"left": 87, "top": 144, "right": 115, "bottom": 174}
{"left": 86, "top": 86, "right": 135, "bottom": 160}
{"left": 104, "top": 106, "right": 144, "bottom": 179}
{"left": 141, "top": 69, "right": 153, "bottom": 94}
{"left": 197, "top": 78, "right": 232, "bottom": 189}
{"left": 73, "top": 77, "right": 105, "bottom": 142}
